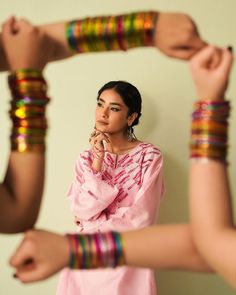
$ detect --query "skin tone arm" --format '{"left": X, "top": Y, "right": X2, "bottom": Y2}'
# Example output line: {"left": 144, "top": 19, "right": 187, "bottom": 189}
{"left": 0, "top": 34, "right": 8, "bottom": 70}
{"left": 10, "top": 224, "right": 211, "bottom": 283}
{"left": 0, "top": 12, "right": 207, "bottom": 71}
{"left": 0, "top": 17, "right": 51, "bottom": 233}
{"left": 189, "top": 46, "right": 236, "bottom": 288}
{"left": 40, "top": 12, "right": 207, "bottom": 61}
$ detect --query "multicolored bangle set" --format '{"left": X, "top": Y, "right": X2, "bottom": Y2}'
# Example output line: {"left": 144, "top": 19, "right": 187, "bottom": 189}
{"left": 190, "top": 99, "right": 230, "bottom": 162}
{"left": 65, "top": 11, "right": 158, "bottom": 53}
{"left": 66, "top": 231, "right": 126, "bottom": 269}
{"left": 8, "top": 69, "right": 50, "bottom": 153}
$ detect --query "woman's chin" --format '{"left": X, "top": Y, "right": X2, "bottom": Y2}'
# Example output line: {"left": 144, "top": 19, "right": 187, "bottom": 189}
{"left": 96, "top": 125, "right": 109, "bottom": 133}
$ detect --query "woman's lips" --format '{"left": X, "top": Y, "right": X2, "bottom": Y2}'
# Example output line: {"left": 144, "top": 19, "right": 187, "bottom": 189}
{"left": 97, "top": 121, "right": 108, "bottom": 125}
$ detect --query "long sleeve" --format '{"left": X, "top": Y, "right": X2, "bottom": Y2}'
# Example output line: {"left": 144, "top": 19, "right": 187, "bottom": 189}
{"left": 67, "top": 151, "right": 119, "bottom": 221}
{"left": 102, "top": 151, "right": 165, "bottom": 231}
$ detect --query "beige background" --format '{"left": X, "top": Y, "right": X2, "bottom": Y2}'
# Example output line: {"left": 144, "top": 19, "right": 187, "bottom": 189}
{"left": 0, "top": 0, "right": 235, "bottom": 294}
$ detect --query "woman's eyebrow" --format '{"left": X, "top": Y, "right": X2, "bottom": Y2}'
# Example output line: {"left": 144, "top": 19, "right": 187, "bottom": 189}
{"left": 98, "top": 97, "right": 123, "bottom": 107}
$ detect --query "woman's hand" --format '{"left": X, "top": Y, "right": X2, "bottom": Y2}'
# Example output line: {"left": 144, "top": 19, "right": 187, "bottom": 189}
{"left": 10, "top": 229, "right": 69, "bottom": 283}
{"left": 89, "top": 129, "right": 110, "bottom": 172}
{"left": 89, "top": 129, "right": 110, "bottom": 159}
{"left": 190, "top": 45, "right": 233, "bottom": 100}
{"left": 155, "top": 12, "right": 207, "bottom": 60}
{"left": 2, "top": 16, "right": 54, "bottom": 71}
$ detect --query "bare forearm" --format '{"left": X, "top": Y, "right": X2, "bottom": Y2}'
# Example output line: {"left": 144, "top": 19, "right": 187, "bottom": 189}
{"left": 123, "top": 224, "right": 211, "bottom": 272}
{"left": 0, "top": 33, "right": 9, "bottom": 71}
{"left": 39, "top": 22, "right": 73, "bottom": 61}
{"left": 190, "top": 160, "right": 236, "bottom": 288}
{"left": 0, "top": 153, "right": 45, "bottom": 233}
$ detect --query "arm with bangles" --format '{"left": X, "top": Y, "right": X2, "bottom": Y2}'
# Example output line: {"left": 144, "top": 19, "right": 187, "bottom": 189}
{"left": 0, "top": 18, "right": 51, "bottom": 233}
{"left": 9, "top": 224, "right": 211, "bottom": 283}
{"left": 0, "top": 11, "right": 207, "bottom": 71}
{"left": 189, "top": 45, "right": 236, "bottom": 289}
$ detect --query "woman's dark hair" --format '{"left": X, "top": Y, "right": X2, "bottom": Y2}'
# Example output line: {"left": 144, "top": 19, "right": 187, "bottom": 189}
{"left": 97, "top": 80, "right": 142, "bottom": 127}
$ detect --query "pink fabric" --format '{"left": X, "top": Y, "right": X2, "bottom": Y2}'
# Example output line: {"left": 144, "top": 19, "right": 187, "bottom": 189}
{"left": 57, "top": 142, "right": 165, "bottom": 295}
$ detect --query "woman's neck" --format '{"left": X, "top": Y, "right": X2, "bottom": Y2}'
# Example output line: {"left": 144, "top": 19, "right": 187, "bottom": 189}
{"left": 106, "top": 133, "right": 139, "bottom": 155}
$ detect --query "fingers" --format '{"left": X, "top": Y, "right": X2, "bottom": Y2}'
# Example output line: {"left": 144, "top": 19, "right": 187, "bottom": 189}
{"left": 166, "top": 47, "right": 200, "bottom": 60}
{"left": 2, "top": 16, "right": 15, "bottom": 34}
{"left": 9, "top": 232, "right": 34, "bottom": 269}
{"left": 1, "top": 16, "right": 27, "bottom": 35}
{"left": 218, "top": 47, "right": 234, "bottom": 77}
{"left": 90, "top": 134, "right": 107, "bottom": 149}
{"left": 190, "top": 45, "right": 233, "bottom": 74}
{"left": 190, "top": 45, "right": 218, "bottom": 68}
{"left": 164, "top": 39, "right": 208, "bottom": 60}
{"left": 15, "top": 265, "right": 48, "bottom": 283}
{"left": 89, "top": 130, "right": 110, "bottom": 145}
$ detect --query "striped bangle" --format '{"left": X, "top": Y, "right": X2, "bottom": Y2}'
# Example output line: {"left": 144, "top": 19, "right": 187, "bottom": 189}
{"left": 65, "top": 11, "right": 158, "bottom": 53}
{"left": 66, "top": 231, "right": 126, "bottom": 269}
{"left": 190, "top": 99, "right": 230, "bottom": 163}
{"left": 8, "top": 69, "right": 50, "bottom": 153}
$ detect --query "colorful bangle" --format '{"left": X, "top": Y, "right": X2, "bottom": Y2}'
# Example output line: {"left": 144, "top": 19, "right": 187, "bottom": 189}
{"left": 66, "top": 231, "right": 126, "bottom": 269}
{"left": 190, "top": 99, "right": 230, "bottom": 163}
{"left": 8, "top": 69, "right": 50, "bottom": 153}
{"left": 65, "top": 11, "right": 158, "bottom": 53}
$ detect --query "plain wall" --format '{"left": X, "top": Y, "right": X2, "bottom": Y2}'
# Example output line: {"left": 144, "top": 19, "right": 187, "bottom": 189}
{"left": 0, "top": 0, "right": 235, "bottom": 294}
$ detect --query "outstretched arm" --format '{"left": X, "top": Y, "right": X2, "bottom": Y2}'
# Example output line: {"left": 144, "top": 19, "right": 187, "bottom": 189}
{"left": 0, "top": 11, "right": 206, "bottom": 71}
{"left": 189, "top": 45, "right": 236, "bottom": 288}
{"left": 0, "top": 17, "right": 51, "bottom": 233}
{"left": 40, "top": 12, "right": 206, "bottom": 61}
{"left": 10, "top": 224, "right": 211, "bottom": 283}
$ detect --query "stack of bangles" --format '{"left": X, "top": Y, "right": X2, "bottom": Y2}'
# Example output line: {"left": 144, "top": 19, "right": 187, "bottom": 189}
{"left": 8, "top": 69, "right": 50, "bottom": 153}
{"left": 190, "top": 99, "right": 230, "bottom": 163}
{"left": 66, "top": 11, "right": 158, "bottom": 53}
{"left": 66, "top": 231, "right": 126, "bottom": 269}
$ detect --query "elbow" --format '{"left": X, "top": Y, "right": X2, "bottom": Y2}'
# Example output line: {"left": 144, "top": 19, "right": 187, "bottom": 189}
{"left": 191, "top": 226, "right": 236, "bottom": 288}
{"left": 1, "top": 210, "right": 39, "bottom": 234}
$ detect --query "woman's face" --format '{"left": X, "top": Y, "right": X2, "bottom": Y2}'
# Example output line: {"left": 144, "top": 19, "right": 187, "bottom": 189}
{"left": 95, "top": 89, "right": 131, "bottom": 135}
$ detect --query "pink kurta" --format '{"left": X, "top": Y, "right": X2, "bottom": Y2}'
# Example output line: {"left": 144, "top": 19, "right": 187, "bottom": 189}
{"left": 57, "top": 142, "right": 165, "bottom": 295}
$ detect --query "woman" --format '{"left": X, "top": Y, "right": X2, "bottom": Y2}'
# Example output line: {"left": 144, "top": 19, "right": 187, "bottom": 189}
{"left": 56, "top": 80, "right": 165, "bottom": 295}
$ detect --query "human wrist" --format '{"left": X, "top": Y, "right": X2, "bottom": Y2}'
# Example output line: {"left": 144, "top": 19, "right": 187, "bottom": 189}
{"left": 197, "top": 91, "right": 226, "bottom": 101}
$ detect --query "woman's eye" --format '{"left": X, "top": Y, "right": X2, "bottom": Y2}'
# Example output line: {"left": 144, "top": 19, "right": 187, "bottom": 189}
{"left": 111, "top": 107, "right": 120, "bottom": 112}
{"left": 97, "top": 102, "right": 103, "bottom": 107}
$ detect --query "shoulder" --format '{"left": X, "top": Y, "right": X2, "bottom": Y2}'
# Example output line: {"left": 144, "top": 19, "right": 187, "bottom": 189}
{"left": 139, "top": 142, "right": 163, "bottom": 160}
{"left": 139, "top": 143, "right": 164, "bottom": 173}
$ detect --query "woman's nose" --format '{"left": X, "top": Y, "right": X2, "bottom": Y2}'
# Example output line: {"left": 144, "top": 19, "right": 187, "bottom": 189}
{"left": 101, "top": 108, "right": 109, "bottom": 118}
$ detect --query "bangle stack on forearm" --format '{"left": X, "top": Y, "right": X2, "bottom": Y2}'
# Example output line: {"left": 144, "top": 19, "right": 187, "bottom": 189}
{"left": 66, "top": 231, "right": 126, "bottom": 269}
{"left": 66, "top": 11, "right": 158, "bottom": 53}
{"left": 190, "top": 99, "right": 230, "bottom": 162}
{"left": 8, "top": 69, "right": 50, "bottom": 153}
